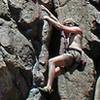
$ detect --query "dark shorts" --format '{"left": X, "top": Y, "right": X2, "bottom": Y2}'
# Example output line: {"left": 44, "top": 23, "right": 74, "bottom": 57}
{"left": 65, "top": 48, "right": 81, "bottom": 61}
{"left": 63, "top": 48, "right": 82, "bottom": 73}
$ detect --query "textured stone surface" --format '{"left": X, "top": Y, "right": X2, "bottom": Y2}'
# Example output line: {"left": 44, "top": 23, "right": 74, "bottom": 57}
{"left": 0, "top": 1, "right": 36, "bottom": 99}
{"left": 0, "top": 0, "right": 100, "bottom": 100}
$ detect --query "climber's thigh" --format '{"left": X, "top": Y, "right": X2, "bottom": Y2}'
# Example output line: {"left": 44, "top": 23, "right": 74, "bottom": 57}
{"left": 49, "top": 53, "right": 74, "bottom": 69}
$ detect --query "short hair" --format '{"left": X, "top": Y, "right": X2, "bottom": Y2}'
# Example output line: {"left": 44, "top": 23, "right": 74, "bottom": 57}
{"left": 63, "top": 18, "right": 79, "bottom": 27}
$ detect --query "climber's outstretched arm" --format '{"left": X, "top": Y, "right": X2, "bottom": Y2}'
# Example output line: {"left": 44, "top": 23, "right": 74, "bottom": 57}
{"left": 41, "top": 5, "right": 59, "bottom": 22}
{"left": 43, "top": 16, "right": 82, "bottom": 34}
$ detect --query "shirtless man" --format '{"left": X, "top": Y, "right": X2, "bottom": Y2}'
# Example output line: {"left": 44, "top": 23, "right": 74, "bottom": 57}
{"left": 39, "top": 5, "right": 83, "bottom": 93}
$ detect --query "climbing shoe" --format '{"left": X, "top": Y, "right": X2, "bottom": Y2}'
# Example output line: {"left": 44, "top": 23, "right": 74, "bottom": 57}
{"left": 38, "top": 86, "right": 53, "bottom": 94}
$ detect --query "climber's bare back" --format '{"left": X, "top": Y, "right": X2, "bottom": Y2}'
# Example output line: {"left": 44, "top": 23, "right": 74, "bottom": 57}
{"left": 66, "top": 33, "right": 82, "bottom": 51}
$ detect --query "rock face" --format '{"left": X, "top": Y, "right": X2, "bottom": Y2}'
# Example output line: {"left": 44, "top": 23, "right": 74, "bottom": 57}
{"left": 0, "top": 0, "right": 100, "bottom": 100}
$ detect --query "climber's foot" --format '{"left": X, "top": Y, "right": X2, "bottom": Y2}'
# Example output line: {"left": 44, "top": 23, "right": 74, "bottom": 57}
{"left": 38, "top": 86, "right": 53, "bottom": 94}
